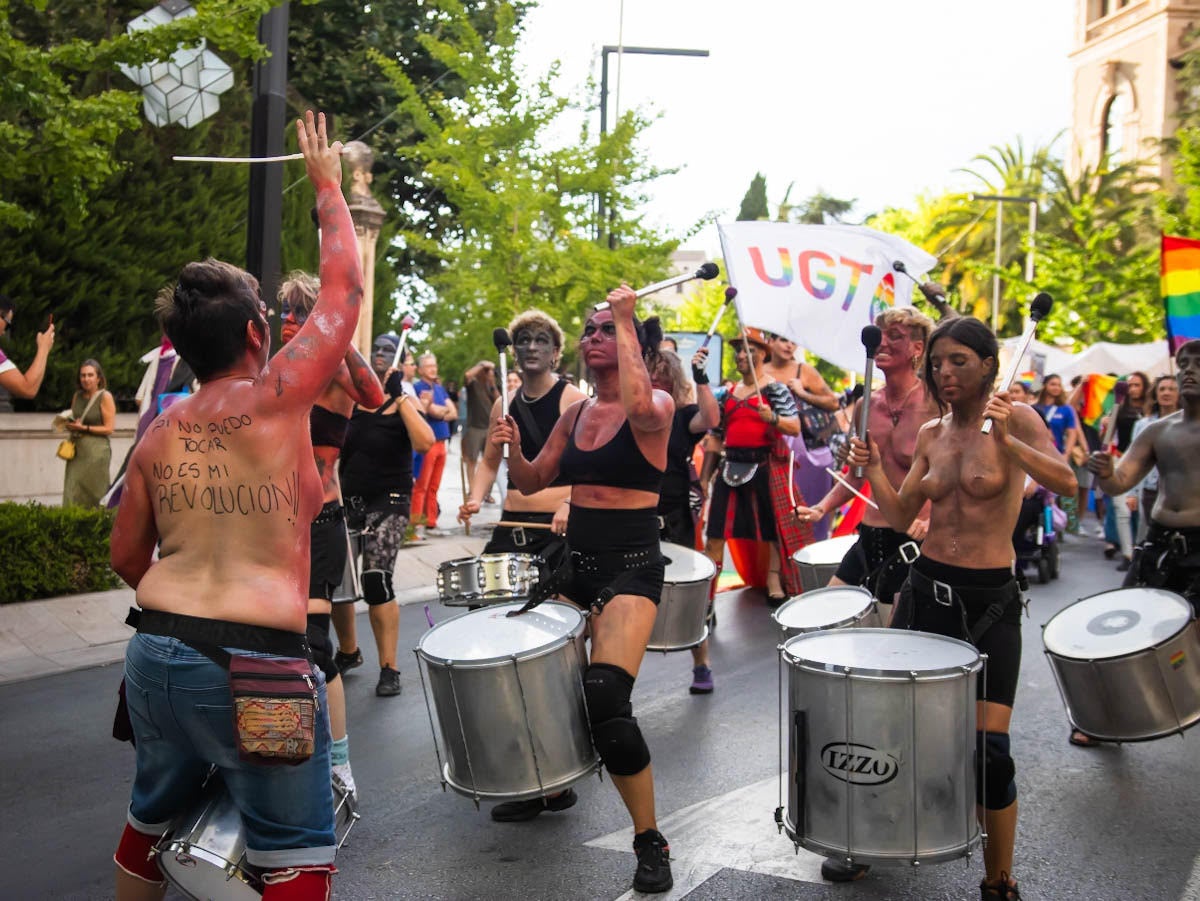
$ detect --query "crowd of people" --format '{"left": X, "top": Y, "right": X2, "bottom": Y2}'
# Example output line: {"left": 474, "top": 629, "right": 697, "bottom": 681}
{"left": 3, "top": 111, "right": 1195, "bottom": 901}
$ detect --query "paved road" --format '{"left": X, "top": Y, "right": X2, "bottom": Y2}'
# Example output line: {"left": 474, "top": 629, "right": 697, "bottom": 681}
{"left": 3, "top": 535, "right": 1199, "bottom": 900}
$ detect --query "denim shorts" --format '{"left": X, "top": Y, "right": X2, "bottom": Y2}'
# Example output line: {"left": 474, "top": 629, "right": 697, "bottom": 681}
{"left": 122, "top": 632, "right": 336, "bottom": 868}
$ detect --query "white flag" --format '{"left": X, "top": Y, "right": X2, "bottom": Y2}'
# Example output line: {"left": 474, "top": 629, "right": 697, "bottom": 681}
{"left": 718, "top": 222, "right": 936, "bottom": 372}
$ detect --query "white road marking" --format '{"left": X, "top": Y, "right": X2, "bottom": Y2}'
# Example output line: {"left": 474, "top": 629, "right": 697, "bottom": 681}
{"left": 585, "top": 776, "right": 825, "bottom": 899}
{"left": 1181, "top": 853, "right": 1200, "bottom": 900}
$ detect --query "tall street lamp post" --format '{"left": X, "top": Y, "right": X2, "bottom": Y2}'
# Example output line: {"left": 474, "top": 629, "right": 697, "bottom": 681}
{"left": 969, "top": 192, "right": 1040, "bottom": 333}
{"left": 597, "top": 45, "right": 708, "bottom": 248}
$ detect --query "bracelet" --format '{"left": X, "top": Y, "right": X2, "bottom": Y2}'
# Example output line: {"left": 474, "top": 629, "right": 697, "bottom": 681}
{"left": 692, "top": 366, "right": 709, "bottom": 385}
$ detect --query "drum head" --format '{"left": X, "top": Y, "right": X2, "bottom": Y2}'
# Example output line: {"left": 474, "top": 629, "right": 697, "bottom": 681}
{"left": 418, "top": 601, "right": 583, "bottom": 664}
{"left": 661, "top": 543, "right": 717, "bottom": 584}
{"left": 783, "top": 627, "right": 979, "bottom": 676}
{"left": 774, "top": 586, "right": 874, "bottom": 632}
{"left": 792, "top": 534, "right": 858, "bottom": 567}
{"left": 1043, "top": 588, "right": 1194, "bottom": 659}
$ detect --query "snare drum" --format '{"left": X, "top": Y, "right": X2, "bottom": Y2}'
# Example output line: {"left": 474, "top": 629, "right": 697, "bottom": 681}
{"left": 791, "top": 535, "right": 859, "bottom": 593}
{"left": 1043, "top": 587, "right": 1200, "bottom": 741}
{"left": 156, "top": 774, "right": 356, "bottom": 900}
{"left": 436, "top": 553, "right": 544, "bottom": 606}
{"left": 773, "top": 585, "right": 879, "bottom": 638}
{"left": 648, "top": 543, "right": 718, "bottom": 652}
{"left": 331, "top": 528, "right": 362, "bottom": 605}
{"left": 781, "top": 628, "right": 981, "bottom": 866}
{"left": 415, "top": 601, "right": 599, "bottom": 801}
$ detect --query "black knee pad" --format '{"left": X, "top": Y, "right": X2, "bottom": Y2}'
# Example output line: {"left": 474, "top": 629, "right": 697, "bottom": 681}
{"left": 975, "top": 731, "right": 1017, "bottom": 810}
{"left": 306, "top": 614, "right": 338, "bottom": 683}
{"left": 583, "top": 663, "right": 650, "bottom": 776}
{"left": 362, "top": 569, "right": 394, "bottom": 606}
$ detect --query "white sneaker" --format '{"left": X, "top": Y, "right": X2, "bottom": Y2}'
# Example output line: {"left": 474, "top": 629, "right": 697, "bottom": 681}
{"left": 332, "top": 763, "right": 357, "bottom": 801}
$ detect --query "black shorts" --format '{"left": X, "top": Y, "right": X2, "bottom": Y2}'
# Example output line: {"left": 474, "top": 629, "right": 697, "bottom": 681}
{"left": 564, "top": 506, "right": 664, "bottom": 607}
{"left": 894, "top": 556, "right": 1021, "bottom": 708}
{"left": 1126, "top": 521, "right": 1200, "bottom": 611}
{"left": 484, "top": 510, "right": 561, "bottom": 557}
{"left": 309, "top": 502, "right": 348, "bottom": 601}
{"left": 834, "top": 524, "right": 917, "bottom": 603}
{"left": 462, "top": 426, "right": 488, "bottom": 461}
{"left": 306, "top": 612, "right": 337, "bottom": 683}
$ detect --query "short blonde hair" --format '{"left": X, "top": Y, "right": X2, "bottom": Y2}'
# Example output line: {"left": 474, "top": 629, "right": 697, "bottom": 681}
{"left": 876, "top": 306, "right": 933, "bottom": 364}
{"left": 508, "top": 309, "right": 564, "bottom": 348}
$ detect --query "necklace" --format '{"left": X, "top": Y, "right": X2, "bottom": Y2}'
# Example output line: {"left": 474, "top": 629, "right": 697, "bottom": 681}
{"left": 880, "top": 380, "right": 922, "bottom": 426}
{"left": 518, "top": 379, "right": 555, "bottom": 404}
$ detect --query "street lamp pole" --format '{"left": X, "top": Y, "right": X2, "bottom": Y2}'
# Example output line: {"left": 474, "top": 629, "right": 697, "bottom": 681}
{"left": 597, "top": 45, "right": 708, "bottom": 248}
{"left": 969, "top": 192, "right": 1039, "bottom": 334}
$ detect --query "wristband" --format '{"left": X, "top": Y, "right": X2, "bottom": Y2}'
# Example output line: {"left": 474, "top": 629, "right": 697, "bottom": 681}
{"left": 692, "top": 364, "right": 709, "bottom": 385}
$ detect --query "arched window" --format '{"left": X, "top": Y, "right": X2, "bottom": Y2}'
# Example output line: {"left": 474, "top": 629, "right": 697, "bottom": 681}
{"left": 1101, "top": 89, "right": 1129, "bottom": 163}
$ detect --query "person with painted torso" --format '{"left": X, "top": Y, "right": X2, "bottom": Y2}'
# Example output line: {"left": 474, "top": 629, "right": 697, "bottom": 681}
{"left": 109, "top": 112, "right": 360, "bottom": 901}
{"left": 796, "top": 307, "right": 936, "bottom": 624}
{"left": 847, "top": 316, "right": 1074, "bottom": 901}
{"left": 492, "top": 287, "right": 676, "bottom": 894}
{"left": 279, "top": 271, "right": 385, "bottom": 800}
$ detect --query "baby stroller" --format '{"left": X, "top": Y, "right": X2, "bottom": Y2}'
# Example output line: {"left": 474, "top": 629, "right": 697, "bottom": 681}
{"left": 1013, "top": 486, "right": 1062, "bottom": 584}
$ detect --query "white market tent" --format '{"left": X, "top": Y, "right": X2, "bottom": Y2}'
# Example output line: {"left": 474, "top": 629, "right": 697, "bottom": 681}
{"left": 1000, "top": 336, "right": 1172, "bottom": 386}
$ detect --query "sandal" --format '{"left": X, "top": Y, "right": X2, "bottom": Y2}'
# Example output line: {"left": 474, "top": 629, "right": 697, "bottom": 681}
{"left": 766, "top": 570, "right": 787, "bottom": 608}
{"left": 1069, "top": 729, "right": 1098, "bottom": 748}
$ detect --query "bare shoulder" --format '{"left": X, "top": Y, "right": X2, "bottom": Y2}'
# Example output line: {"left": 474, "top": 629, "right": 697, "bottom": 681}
{"left": 1010, "top": 402, "right": 1051, "bottom": 440}
{"left": 561, "top": 381, "right": 588, "bottom": 409}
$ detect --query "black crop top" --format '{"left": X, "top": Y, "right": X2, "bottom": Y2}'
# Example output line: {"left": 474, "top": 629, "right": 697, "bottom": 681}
{"left": 310, "top": 404, "right": 350, "bottom": 450}
{"left": 559, "top": 406, "right": 663, "bottom": 493}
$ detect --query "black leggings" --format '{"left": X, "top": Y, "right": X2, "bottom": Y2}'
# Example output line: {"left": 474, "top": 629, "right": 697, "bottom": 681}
{"left": 895, "top": 556, "right": 1022, "bottom": 707}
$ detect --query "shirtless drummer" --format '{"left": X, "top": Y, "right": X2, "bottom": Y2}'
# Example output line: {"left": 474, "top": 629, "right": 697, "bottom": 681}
{"left": 458, "top": 308, "right": 587, "bottom": 821}
{"left": 1088, "top": 339, "right": 1200, "bottom": 607}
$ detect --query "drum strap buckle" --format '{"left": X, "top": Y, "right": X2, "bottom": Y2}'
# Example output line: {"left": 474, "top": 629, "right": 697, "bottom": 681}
{"left": 898, "top": 541, "right": 920, "bottom": 565}
{"left": 511, "top": 526, "right": 528, "bottom": 548}
{"left": 932, "top": 579, "right": 955, "bottom": 607}
{"left": 1170, "top": 531, "right": 1190, "bottom": 557}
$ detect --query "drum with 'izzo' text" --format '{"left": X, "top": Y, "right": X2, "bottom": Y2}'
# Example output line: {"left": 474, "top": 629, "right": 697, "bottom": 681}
{"left": 781, "top": 628, "right": 982, "bottom": 866}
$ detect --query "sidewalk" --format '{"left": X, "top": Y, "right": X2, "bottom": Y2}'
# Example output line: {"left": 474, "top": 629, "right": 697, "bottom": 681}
{"left": 0, "top": 436, "right": 502, "bottom": 685}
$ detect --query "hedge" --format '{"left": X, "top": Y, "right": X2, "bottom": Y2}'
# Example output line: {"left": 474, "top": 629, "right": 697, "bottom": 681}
{"left": 0, "top": 502, "right": 121, "bottom": 603}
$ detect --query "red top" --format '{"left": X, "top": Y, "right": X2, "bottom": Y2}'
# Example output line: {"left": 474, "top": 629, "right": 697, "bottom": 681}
{"left": 723, "top": 394, "right": 774, "bottom": 448}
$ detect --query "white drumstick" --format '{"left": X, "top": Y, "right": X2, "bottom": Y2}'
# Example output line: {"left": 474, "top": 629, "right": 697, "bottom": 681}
{"left": 173, "top": 152, "right": 308, "bottom": 163}
{"left": 825, "top": 467, "right": 880, "bottom": 510}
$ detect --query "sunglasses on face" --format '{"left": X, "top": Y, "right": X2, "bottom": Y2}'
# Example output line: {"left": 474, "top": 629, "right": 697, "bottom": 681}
{"left": 373, "top": 344, "right": 396, "bottom": 356}
{"left": 281, "top": 301, "right": 310, "bottom": 325}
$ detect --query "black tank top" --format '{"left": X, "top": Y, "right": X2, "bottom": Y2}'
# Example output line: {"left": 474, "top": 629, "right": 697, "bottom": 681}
{"left": 559, "top": 405, "right": 663, "bottom": 493}
{"left": 508, "top": 379, "right": 570, "bottom": 489}
{"left": 340, "top": 396, "right": 413, "bottom": 497}
{"left": 310, "top": 404, "right": 349, "bottom": 450}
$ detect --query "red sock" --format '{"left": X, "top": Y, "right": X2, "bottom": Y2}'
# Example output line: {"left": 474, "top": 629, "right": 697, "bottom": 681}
{"left": 262, "top": 865, "right": 336, "bottom": 901}
{"left": 113, "top": 823, "right": 164, "bottom": 884}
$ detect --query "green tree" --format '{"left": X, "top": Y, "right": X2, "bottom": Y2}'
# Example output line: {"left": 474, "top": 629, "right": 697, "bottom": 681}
{"left": 372, "top": 0, "right": 677, "bottom": 379}
{"left": 779, "top": 186, "right": 857, "bottom": 225}
{"left": 737, "top": 172, "right": 769, "bottom": 221}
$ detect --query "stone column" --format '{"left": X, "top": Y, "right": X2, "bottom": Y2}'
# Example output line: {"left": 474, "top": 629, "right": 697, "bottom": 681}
{"left": 343, "top": 140, "right": 386, "bottom": 358}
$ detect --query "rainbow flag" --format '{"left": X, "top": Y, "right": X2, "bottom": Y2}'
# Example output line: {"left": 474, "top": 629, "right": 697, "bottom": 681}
{"left": 1080, "top": 373, "right": 1118, "bottom": 428}
{"left": 1162, "top": 233, "right": 1200, "bottom": 352}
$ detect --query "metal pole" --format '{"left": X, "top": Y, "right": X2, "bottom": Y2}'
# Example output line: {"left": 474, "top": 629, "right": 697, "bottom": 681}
{"left": 992, "top": 200, "right": 1003, "bottom": 334}
{"left": 1026, "top": 200, "right": 1038, "bottom": 284}
{"left": 597, "top": 51, "right": 609, "bottom": 246}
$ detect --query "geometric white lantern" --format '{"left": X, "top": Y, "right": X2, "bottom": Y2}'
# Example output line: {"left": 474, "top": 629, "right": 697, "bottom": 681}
{"left": 117, "top": 0, "right": 232, "bottom": 129}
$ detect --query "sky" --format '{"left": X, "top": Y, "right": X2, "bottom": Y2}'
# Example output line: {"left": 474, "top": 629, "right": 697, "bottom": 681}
{"left": 514, "top": 0, "right": 1075, "bottom": 257}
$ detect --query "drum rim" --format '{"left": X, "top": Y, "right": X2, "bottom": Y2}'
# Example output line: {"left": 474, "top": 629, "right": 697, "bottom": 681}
{"left": 660, "top": 541, "right": 718, "bottom": 581}
{"left": 156, "top": 839, "right": 257, "bottom": 885}
{"left": 781, "top": 627, "right": 982, "bottom": 678}
{"left": 772, "top": 585, "right": 875, "bottom": 632}
{"left": 1041, "top": 586, "right": 1195, "bottom": 659}
{"left": 416, "top": 600, "right": 585, "bottom": 666}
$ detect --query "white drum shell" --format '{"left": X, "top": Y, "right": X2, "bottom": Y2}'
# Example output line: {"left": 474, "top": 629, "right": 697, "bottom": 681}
{"left": 648, "top": 543, "right": 717, "bottom": 652}
{"left": 773, "top": 586, "right": 880, "bottom": 637}
{"left": 1043, "top": 588, "right": 1200, "bottom": 741}
{"left": 792, "top": 535, "right": 859, "bottom": 593}
{"left": 416, "top": 602, "right": 599, "bottom": 800}
{"left": 782, "top": 629, "right": 981, "bottom": 865}
{"left": 437, "top": 554, "right": 543, "bottom": 606}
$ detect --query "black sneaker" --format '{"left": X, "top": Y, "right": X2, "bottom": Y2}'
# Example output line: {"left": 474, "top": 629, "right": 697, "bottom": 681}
{"left": 490, "top": 788, "right": 578, "bottom": 822}
{"left": 376, "top": 666, "right": 402, "bottom": 697}
{"left": 821, "top": 857, "right": 869, "bottom": 882}
{"left": 632, "top": 829, "right": 672, "bottom": 893}
{"left": 333, "top": 647, "right": 363, "bottom": 674}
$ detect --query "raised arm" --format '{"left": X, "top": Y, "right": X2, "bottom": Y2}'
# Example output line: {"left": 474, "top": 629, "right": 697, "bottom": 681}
{"left": 608, "top": 285, "right": 673, "bottom": 433}
{"left": 0, "top": 324, "right": 54, "bottom": 399}
{"left": 334, "top": 345, "right": 385, "bottom": 408}
{"left": 796, "top": 361, "right": 840, "bottom": 412}
{"left": 1092, "top": 413, "right": 1173, "bottom": 495}
{"left": 988, "top": 395, "right": 1077, "bottom": 496}
{"left": 495, "top": 401, "right": 578, "bottom": 494}
{"left": 263, "top": 111, "right": 363, "bottom": 407}
{"left": 848, "top": 427, "right": 931, "bottom": 533}
{"left": 689, "top": 347, "right": 721, "bottom": 434}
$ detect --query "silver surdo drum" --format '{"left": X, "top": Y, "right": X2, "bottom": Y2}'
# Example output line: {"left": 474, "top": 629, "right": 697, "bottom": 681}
{"left": 436, "top": 553, "right": 544, "bottom": 606}
{"left": 773, "top": 585, "right": 880, "bottom": 638}
{"left": 415, "top": 602, "right": 599, "bottom": 801}
{"left": 792, "top": 535, "right": 859, "bottom": 593}
{"left": 156, "top": 772, "right": 357, "bottom": 900}
{"left": 781, "top": 628, "right": 981, "bottom": 866}
{"left": 1043, "top": 587, "right": 1200, "bottom": 742}
{"left": 647, "top": 543, "right": 718, "bottom": 652}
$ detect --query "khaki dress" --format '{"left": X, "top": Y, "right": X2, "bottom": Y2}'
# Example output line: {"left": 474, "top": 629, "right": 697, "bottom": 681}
{"left": 63, "top": 391, "right": 112, "bottom": 507}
